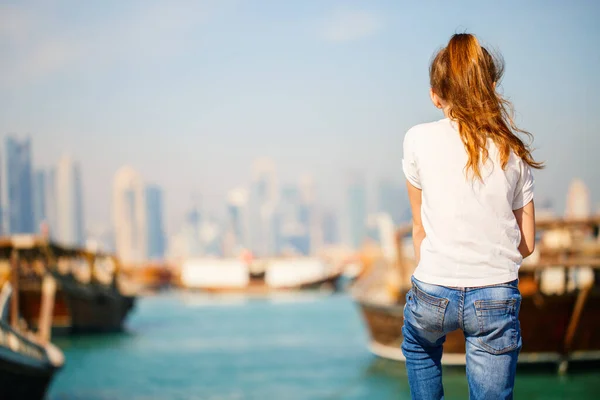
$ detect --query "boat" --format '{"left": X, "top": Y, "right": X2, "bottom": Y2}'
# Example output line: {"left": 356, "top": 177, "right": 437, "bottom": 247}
{"left": 178, "top": 257, "right": 342, "bottom": 294}
{"left": 0, "top": 241, "right": 65, "bottom": 399}
{"left": 353, "top": 216, "right": 600, "bottom": 372}
{"left": 0, "top": 235, "right": 137, "bottom": 335}
{"left": 127, "top": 262, "right": 175, "bottom": 293}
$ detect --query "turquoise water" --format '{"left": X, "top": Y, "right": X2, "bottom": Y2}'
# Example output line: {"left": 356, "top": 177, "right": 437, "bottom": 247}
{"left": 49, "top": 292, "right": 599, "bottom": 400}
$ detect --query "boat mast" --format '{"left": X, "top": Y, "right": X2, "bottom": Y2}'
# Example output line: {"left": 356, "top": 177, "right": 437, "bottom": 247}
{"left": 10, "top": 248, "right": 19, "bottom": 329}
{"left": 38, "top": 274, "right": 57, "bottom": 345}
{"left": 395, "top": 224, "right": 412, "bottom": 290}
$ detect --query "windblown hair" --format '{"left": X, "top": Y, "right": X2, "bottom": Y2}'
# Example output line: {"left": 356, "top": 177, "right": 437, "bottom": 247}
{"left": 430, "top": 33, "right": 544, "bottom": 180}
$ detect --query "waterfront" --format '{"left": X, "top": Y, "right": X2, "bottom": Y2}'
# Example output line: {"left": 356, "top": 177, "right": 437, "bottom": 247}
{"left": 47, "top": 292, "right": 600, "bottom": 400}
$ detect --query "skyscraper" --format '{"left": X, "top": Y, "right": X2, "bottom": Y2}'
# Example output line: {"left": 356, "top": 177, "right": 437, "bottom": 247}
{"left": 322, "top": 210, "right": 339, "bottom": 246}
{"left": 55, "top": 156, "right": 85, "bottom": 246}
{"left": 227, "top": 187, "right": 250, "bottom": 251}
{"left": 145, "top": 185, "right": 166, "bottom": 260}
{"left": 299, "top": 175, "right": 320, "bottom": 254}
{"left": 347, "top": 176, "right": 367, "bottom": 249}
{"left": 198, "top": 216, "right": 222, "bottom": 257}
{"left": 113, "top": 166, "right": 146, "bottom": 265}
{"left": 277, "top": 184, "right": 310, "bottom": 255}
{"left": 32, "top": 170, "right": 47, "bottom": 234}
{"left": 45, "top": 168, "right": 58, "bottom": 239}
{"left": 248, "top": 158, "right": 278, "bottom": 256}
{"left": 184, "top": 204, "right": 203, "bottom": 257}
{"left": 3, "top": 137, "right": 34, "bottom": 234}
{"left": 378, "top": 179, "right": 409, "bottom": 225}
{"left": 165, "top": 205, "right": 200, "bottom": 262}
{"left": 367, "top": 213, "right": 398, "bottom": 261}
{"left": 168, "top": 202, "right": 223, "bottom": 259}
{"left": 565, "top": 179, "right": 591, "bottom": 219}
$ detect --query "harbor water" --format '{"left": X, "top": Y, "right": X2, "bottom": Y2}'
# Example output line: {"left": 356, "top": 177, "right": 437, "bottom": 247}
{"left": 49, "top": 292, "right": 599, "bottom": 400}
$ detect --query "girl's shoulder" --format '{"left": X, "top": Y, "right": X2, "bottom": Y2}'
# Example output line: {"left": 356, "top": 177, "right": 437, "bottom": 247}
{"left": 406, "top": 118, "right": 453, "bottom": 140}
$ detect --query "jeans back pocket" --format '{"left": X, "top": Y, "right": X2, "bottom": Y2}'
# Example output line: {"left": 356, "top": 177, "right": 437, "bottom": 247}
{"left": 407, "top": 282, "right": 449, "bottom": 335}
{"left": 474, "top": 298, "right": 520, "bottom": 355}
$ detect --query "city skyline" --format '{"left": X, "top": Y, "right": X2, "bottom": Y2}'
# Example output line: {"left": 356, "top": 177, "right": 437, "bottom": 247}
{"left": 13, "top": 127, "right": 599, "bottom": 242}
{"left": 1, "top": 1, "right": 599, "bottom": 240}
{"left": 1, "top": 131, "right": 598, "bottom": 263}
{"left": 0, "top": 132, "right": 411, "bottom": 261}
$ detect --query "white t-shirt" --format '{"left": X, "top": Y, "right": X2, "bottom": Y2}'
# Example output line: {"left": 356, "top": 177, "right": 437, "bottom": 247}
{"left": 402, "top": 118, "right": 535, "bottom": 287}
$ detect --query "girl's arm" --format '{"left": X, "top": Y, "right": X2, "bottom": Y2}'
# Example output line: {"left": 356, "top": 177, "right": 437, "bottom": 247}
{"left": 513, "top": 200, "right": 536, "bottom": 258}
{"left": 406, "top": 180, "right": 425, "bottom": 264}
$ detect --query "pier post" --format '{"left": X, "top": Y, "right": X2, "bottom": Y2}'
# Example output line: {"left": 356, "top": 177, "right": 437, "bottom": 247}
{"left": 558, "top": 358, "right": 569, "bottom": 375}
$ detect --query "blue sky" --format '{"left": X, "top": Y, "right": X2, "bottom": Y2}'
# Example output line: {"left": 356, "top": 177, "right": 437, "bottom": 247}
{"left": 1, "top": 0, "right": 599, "bottom": 234}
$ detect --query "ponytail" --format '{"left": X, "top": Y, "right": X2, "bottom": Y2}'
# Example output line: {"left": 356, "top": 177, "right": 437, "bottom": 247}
{"left": 430, "top": 33, "right": 543, "bottom": 181}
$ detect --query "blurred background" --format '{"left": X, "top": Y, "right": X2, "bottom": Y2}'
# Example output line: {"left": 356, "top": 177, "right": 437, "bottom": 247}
{"left": 0, "top": 0, "right": 599, "bottom": 399}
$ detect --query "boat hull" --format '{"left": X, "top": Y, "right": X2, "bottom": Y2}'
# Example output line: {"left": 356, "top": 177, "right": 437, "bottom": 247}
{"left": 19, "top": 277, "right": 135, "bottom": 335}
{"left": 193, "top": 273, "right": 342, "bottom": 294}
{"left": 0, "top": 322, "right": 63, "bottom": 400}
{"left": 65, "top": 286, "right": 135, "bottom": 333}
{"left": 357, "top": 285, "right": 600, "bottom": 365}
{"left": 0, "top": 349, "right": 58, "bottom": 400}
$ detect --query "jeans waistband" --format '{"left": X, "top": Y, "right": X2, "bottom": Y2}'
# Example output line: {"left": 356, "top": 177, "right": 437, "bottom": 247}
{"left": 412, "top": 276, "right": 519, "bottom": 291}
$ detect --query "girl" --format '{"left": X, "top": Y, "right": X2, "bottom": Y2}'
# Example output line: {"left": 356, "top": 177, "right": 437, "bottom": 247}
{"left": 401, "top": 33, "right": 543, "bottom": 399}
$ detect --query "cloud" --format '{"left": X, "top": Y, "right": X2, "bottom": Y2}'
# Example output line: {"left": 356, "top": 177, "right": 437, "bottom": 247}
{"left": 321, "top": 10, "right": 383, "bottom": 43}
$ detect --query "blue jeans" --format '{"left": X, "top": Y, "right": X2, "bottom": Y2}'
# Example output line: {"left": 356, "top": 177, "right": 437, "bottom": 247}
{"left": 402, "top": 276, "right": 522, "bottom": 400}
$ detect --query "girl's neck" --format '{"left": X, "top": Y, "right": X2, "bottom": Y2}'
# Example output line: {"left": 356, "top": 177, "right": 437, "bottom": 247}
{"left": 442, "top": 106, "right": 451, "bottom": 119}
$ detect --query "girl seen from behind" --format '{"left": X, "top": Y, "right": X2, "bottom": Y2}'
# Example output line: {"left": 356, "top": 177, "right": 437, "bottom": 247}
{"left": 401, "top": 33, "right": 543, "bottom": 399}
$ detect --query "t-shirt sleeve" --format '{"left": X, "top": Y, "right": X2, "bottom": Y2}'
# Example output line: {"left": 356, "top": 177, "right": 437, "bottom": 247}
{"left": 512, "top": 161, "right": 535, "bottom": 210}
{"left": 402, "top": 128, "right": 421, "bottom": 189}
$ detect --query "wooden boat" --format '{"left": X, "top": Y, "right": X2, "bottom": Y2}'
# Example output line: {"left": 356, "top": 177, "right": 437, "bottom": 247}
{"left": 127, "top": 263, "right": 174, "bottom": 293}
{"left": 0, "top": 235, "right": 137, "bottom": 335}
{"left": 0, "top": 243, "right": 65, "bottom": 399}
{"left": 353, "top": 216, "right": 600, "bottom": 372}
{"left": 178, "top": 257, "right": 342, "bottom": 295}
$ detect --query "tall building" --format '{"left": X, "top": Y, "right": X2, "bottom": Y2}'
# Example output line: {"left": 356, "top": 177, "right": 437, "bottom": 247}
{"left": 145, "top": 185, "right": 166, "bottom": 260}
{"left": 199, "top": 216, "right": 222, "bottom": 256}
{"left": 45, "top": 168, "right": 58, "bottom": 239}
{"left": 32, "top": 170, "right": 47, "bottom": 234}
{"left": 183, "top": 204, "right": 203, "bottom": 257}
{"left": 347, "top": 176, "right": 367, "bottom": 249}
{"left": 227, "top": 187, "right": 250, "bottom": 252}
{"left": 55, "top": 156, "right": 85, "bottom": 246}
{"left": 187, "top": 202, "right": 204, "bottom": 256}
{"left": 322, "top": 210, "right": 339, "bottom": 246}
{"left": 277, "top": 184, "right": 310, "bottom": 255}
{"left": 367, "top": 213, "right": 398, "bottom": 261}
{"left": 248, "top": 158, "right": 278, "bottom": 256}
{"left": 166, "top": 211, "right": 198, "bottom": 262}
{"left": 378, "top": 179, "right": 408, "bottom": 225}
{"left": 565, "top": 179, "right": 591, "bottom": 218}
{"left": 3, "top": 137, "right": 34, "bottom": 234}
{"left": 299, "top": 175, "right": 320, "bottom": 254}
{"left": 113, "top": 166, "right": 146, "bottom": 265}
{"left": 167, "top": 202, "right": 224, "bottom": 260}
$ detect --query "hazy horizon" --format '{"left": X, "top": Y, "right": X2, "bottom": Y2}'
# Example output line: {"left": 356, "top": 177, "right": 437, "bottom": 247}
{"left": 1, "top": 0, "right": 599, "bottom": 236}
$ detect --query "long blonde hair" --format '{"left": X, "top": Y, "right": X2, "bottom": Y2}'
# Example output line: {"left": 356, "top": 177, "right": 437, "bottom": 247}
{"left": 430, "top": 33, "right": 544, "bottom": 180}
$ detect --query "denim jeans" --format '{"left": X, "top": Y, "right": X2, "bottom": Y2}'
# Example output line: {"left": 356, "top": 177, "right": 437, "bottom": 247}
{"left": 401, "top": 276, "right": 522, "bottom": 400}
